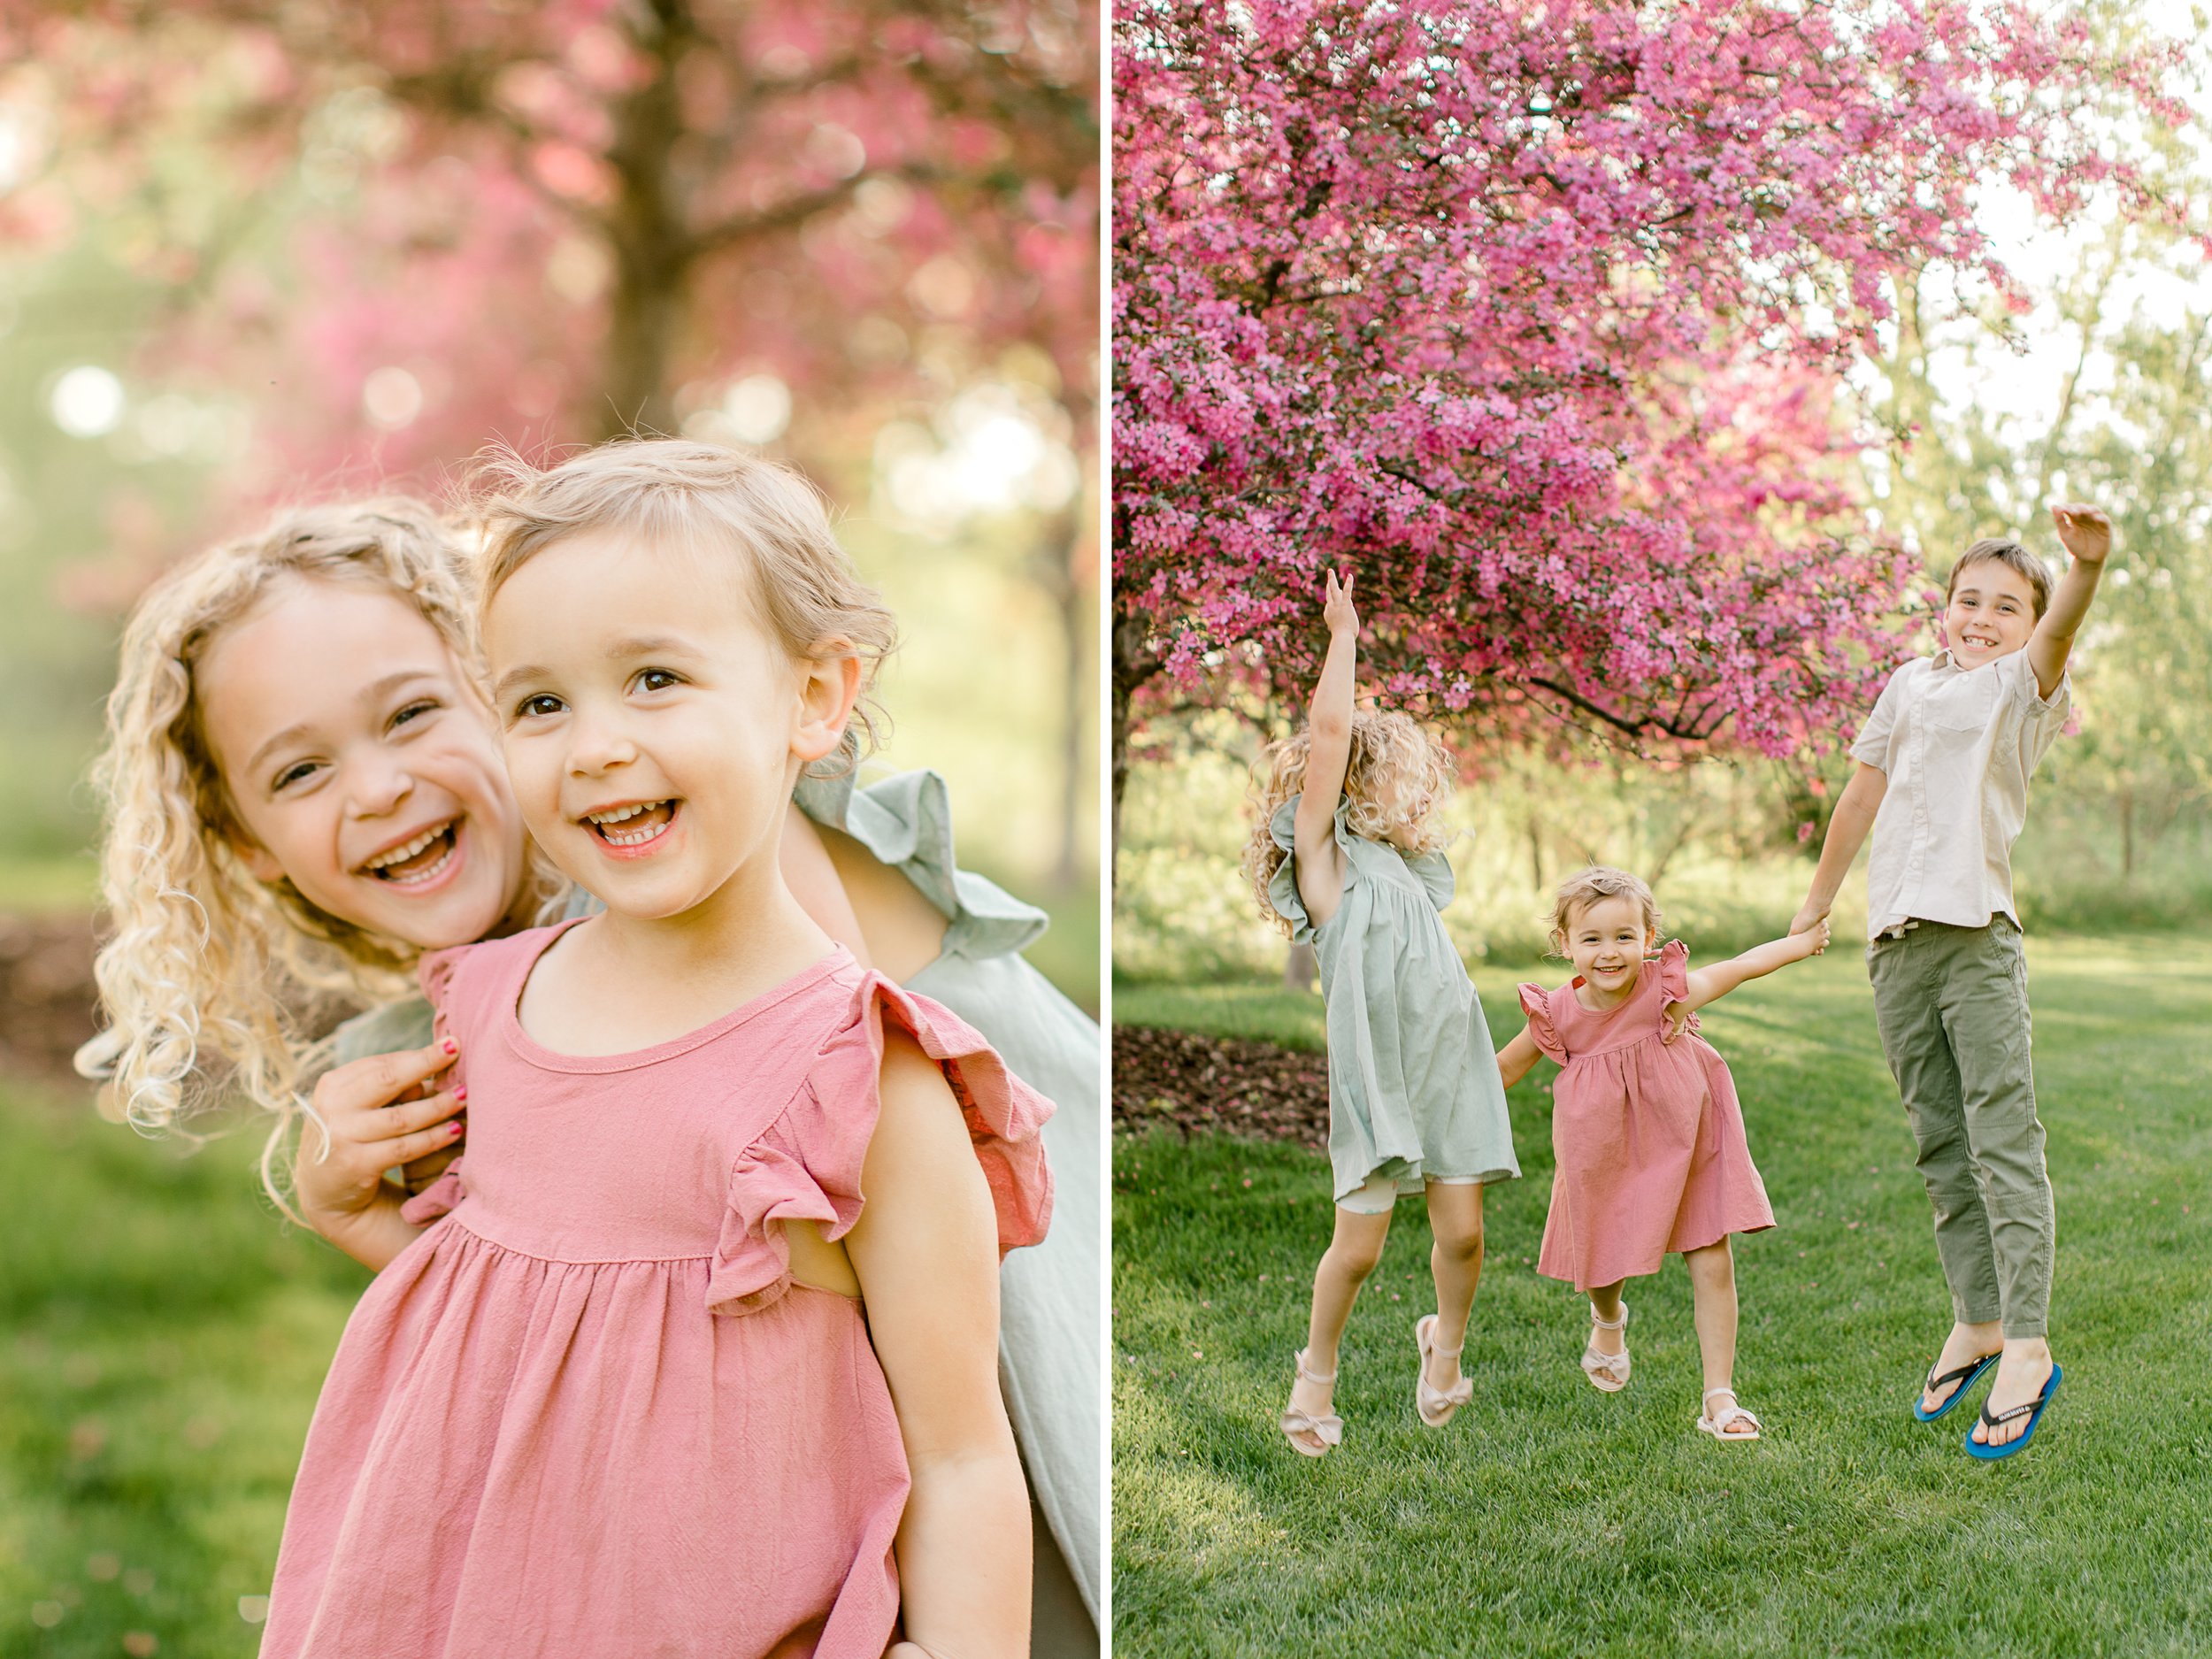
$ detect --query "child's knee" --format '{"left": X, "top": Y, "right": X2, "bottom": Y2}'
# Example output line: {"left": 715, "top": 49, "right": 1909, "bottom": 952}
{"left": 1433, "top": 1216, "right": 1485, "bottom": 1263}
{"left": 1325, "top": 1232, "right": 1387, "bottom": 1281}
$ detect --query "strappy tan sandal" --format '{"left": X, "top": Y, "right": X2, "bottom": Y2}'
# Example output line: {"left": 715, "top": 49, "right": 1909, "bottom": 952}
{"left": 1413, "top": 1314, "right": 1474, "bottom": 1429}
{"left": 1279, "top": 1349, "right": 1344, "bottom": 1456}
{"left": 1580, "top": 1302, "right": 1631, "bottom": 1393}
{"left": 1695, "top": 1386, "right": 1763, "bottom": 1441}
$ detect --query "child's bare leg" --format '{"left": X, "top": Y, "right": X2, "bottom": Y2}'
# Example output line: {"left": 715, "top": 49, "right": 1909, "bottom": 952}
{"left": 1422, "top": 1180, "right": 1486, "bottom": 1392}
{"left": 1286, "top": 1206, "right": 1393, "bottom": 1451}
{"left": 1685, "top": 1238, "right": 1753, "bottom": 1432}
{"left": 1587, "top": 1279, "right": 1628, "bottom": 1358}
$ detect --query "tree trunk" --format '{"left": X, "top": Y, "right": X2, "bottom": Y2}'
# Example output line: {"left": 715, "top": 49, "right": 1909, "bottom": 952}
{"left": 1110, "top": 611, "right": 1161, "bottom": 891}
{"left": 599, "top": 0, "right": 696, "bottom": 439}
{"left": 1033, "top": 510, "right": 1088, "bottom": 893}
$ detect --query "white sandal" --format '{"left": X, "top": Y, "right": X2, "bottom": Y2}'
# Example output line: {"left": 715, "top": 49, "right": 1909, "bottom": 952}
{"left": 1696, "top": 1386, "right": 1763, "bottom": 1441}
{"left": 1413, "top": 1315, "right": 1473, "bottom": 1428}
{"left": 1279, "top": 1349, "right": 1344, "bottom": 1456}
{"left": 1580, "top": 1302, "right": 1631, "bottom": 1393}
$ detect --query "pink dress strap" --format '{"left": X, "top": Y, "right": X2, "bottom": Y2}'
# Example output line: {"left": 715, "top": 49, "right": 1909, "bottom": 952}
{"left": 706, "top": 971, "right": 1056, "bottom": 1317}
{"left": 1517, "top": 982, "right": 1568, "bottom": 1062}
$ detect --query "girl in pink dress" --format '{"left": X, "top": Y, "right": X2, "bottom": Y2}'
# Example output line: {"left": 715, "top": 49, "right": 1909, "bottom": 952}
{"left": 1497, "top": 867, "right": 1825, "bottom": 1443}
{"left": 259, "top": 442, "right": 1052, "bottom": 1658}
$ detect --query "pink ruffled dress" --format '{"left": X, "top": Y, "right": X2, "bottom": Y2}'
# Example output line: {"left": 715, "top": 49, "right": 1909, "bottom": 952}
{"left": 1519, "top": 940, "right": 1773, "bottom": 1292}
{"left": 261, "top": 920, "right": 1053, "bottom": 1659}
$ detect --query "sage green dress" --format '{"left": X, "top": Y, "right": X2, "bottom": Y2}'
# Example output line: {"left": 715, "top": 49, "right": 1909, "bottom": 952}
{"left": 1267, "top": 795, "right": 1519, "bottom": 1204}
{"left": 333, "top": 768, "right": 1101, "bottom": 1652}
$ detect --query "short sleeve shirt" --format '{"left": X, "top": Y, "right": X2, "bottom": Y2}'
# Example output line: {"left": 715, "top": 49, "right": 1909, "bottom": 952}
{"left": 1849, "top": 648, "right": 2070, "bottom": 939}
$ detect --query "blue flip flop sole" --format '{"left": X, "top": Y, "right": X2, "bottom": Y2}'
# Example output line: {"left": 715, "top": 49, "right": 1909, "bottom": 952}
{"left": 1965, "top": 1362, "right": 2062, "bottom": 1460}
{"left": 1912, "top": 1351, "right": 2000, "bottom": 1422}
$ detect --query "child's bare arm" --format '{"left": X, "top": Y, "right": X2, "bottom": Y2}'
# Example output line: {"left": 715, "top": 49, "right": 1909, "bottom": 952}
{"left": 2028, "top": 503, "right": 2112, "bottom": 699}
{"left": 847, "top": 1034, "right": 1028, "bottom": 1659}
{"left": 1793, "top": 764, "right": 1887, "bottom": 933}
{"left": 1496, "top": 1025, "right": 1545, "bottom": 1091}
{"left": 1676, "top": 922, "right": 1830, "bottom": 1014}
{"left": 1292, "top": 572, "right": 1358, "bottom": 931}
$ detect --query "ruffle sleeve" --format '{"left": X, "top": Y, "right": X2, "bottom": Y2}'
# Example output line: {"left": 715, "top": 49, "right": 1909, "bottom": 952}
{"left": 795, "top": 768, "right": 1050, "bottom": 959}
{"left": 397, "top": 946, "right": 471, "bottom": 1226}
{"left": 1517, "top": 982, "right": 1568, "bottom": 1063}
{"left": 1267, "top": 793, "right": 1356, "bottom": 943}
{"left": 1652, "top": 938, "right": 1701, "bottom": 1039}
{"left": 705, "top": 972, "right": 1056, "bottom": 1317}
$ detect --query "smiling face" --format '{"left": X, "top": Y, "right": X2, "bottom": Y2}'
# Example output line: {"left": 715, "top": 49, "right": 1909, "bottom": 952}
{"left": 1942, "top": 557, "right": 2039, "bottom": 668}
{"left": 1563, "top": 893, "right": 1655, "bottom": 1002}
{"left": 482, "top": 530, "right": 854, "bottom": 926}
{"left": 194, "top": 577, "right": 532, "bottom": 949}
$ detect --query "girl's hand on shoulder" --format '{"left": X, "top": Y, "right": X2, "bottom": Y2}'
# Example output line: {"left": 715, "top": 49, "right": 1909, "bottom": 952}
{"left": 1323, "top": 567, "right": 1358, "bottom": 637}
{"left": 298, "top": 1042, "right": 466, "bottom": 1237}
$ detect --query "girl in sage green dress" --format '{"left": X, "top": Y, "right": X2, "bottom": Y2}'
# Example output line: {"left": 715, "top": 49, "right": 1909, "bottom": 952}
{"left": 1240, "top": 572, "right": 1519, "bottom": 1455}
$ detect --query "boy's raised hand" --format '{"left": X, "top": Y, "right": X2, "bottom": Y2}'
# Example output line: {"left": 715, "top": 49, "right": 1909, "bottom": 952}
{"left": 2050, "top": 503, "right": 2112, "bottom": 566}
{"left": 1323, "top": 568, "right": 1358, "bottom": 637}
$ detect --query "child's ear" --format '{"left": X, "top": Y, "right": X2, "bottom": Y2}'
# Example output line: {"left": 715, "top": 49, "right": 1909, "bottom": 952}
{"left": 791, "top": 642, "right": 864, "bottom": 764}
{"left": 229, "top": 832, "right": 285, "bottom": 883}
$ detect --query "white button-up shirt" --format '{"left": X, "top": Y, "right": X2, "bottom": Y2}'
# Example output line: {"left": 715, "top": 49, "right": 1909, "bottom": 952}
{"left": 1849, "top": 647, "right": 2070, "bottom": 941}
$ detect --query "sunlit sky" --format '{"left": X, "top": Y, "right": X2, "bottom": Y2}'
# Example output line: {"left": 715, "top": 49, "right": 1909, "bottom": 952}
{"left": 1909, "top": 2, "right": 2211, "bottom": 443}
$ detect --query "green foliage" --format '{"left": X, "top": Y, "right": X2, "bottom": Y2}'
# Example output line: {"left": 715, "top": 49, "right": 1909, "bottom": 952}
{"left": 0, "top": 1088, "right": 373, "bottom": 1656}
{"left": 1113, "top": 937, "right": 2212, "bottom": 1656}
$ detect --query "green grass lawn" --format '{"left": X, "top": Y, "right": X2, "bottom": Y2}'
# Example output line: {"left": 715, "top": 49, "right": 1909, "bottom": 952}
{"left": 1113, "top": 935, "right": 2212, "bottom": 1658}
{"left": 0, "top": 1087, "right": 373, "bottom": 1657}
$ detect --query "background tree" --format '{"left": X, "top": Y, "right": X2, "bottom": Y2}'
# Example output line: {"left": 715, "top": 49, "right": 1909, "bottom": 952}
{"left": 1111, "top": 0, "right": 2182, "bottom": 858}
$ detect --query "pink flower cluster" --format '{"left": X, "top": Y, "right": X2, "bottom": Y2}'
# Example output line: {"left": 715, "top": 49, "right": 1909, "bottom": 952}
{"left": 1113, "top": 0, "right": 2179, "bottom": 756}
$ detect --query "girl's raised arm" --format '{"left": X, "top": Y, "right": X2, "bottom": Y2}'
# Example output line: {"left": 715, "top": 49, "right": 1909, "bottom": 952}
{"left": 1674, "top": 922, "right": 1831, "bottom": 1018}
{"left": 845, "top": 1034, "right": 1030, "bottom": 1659}
{"left": 1292, "top": 571, "right": 1360, "bottom": 931}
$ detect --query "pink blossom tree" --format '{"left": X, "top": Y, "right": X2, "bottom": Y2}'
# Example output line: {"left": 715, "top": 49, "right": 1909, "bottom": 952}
{"left": 1112, "top": 0, "right": 2183, "bottom": 844}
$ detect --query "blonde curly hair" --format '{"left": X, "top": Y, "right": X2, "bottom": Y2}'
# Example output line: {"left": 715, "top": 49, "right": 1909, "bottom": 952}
{"left": 1547, "top": 866, "right": 1663, "bottom": 956}
{"left": 1241, "top": 709, "right": 1457, "bottom": 936}
{"left": 77, "top": 498, "right": 550, "bottom": 1212}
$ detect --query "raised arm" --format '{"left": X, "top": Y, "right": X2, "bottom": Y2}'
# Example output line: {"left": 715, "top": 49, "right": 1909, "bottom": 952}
{"left": 1291, "top": 571, "right": 1360, "bottom": 932}
{"left": 1676, "top": 921, "right": 1829, "bottom": 1015}
{"left": 846, "top": 1034, "right": 1029, "bottom": 1659}
{"left": 2027, "top": 503, "right": 2111, "bottom": 700}
{"left": 1793, "top": 763, "right": 1888, "bottom": 934}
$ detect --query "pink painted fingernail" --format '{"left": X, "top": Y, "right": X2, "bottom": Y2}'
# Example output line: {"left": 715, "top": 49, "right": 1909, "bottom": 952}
{"left": 448, "top": 1121, "right": 465, "bottom": 1139}
{"left": 454, "top": 1085, "right": 467, "bottom": 1103}
{"left": 442, "top": 1039, "right": 457, "bottom": 1056}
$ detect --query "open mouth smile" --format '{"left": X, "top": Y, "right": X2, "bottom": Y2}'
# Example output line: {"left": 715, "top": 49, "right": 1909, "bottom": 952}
{"left": 582, "top": 799, "right": 678, "bottom": 850}
{"left": 358, "top": 820, "right": 460, "bottom": 886}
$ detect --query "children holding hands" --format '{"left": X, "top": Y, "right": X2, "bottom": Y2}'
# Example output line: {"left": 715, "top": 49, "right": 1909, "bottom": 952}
{"left": 1499, "top": 871, "right": 1826, "bottom": 1441}
{"left": 1795, "top": 503, "right": 2112, "bottom": 1458}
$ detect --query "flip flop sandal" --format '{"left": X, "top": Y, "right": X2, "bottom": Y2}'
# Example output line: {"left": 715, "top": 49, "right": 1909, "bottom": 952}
{"left": 1413, "top": 1314, "right": 1473, "bottom": 1429}
{"left": 1279, "top": 1348, "right": 1344, "bottom": 1457}
{"left": 1913, "top": 1349, "right": 2001, "bottom": 1422}
{"left": 1695, "top": 1386, "right": 1763, "bottom": 1442}
{"left": 1580, "top": 1301, "right": 1631, "bottom": 1393}
{"left": 1965, "top": 1362, "right": 2062, "bottom": 1461}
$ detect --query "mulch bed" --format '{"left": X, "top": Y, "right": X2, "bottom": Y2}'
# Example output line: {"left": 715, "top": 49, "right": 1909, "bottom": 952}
{"left": 0, "top": 910, "right": 99, "bottom": 1094}
{"left": 1111, "top": 1024, "right": 1330, "bottom": 1150}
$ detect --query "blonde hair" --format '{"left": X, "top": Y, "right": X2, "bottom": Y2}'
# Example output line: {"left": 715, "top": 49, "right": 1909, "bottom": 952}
{"left": 1242, "top": 709, "right": 1456, "bottom": 935}
{"left": 471, "top": 439, "right": 898, "bottom": 771}
{"left": 81, "top": 499, "right": 521, "bottom": 1211}
{"left": 1548, "top": 866, "right": 1663, "bottom": 956}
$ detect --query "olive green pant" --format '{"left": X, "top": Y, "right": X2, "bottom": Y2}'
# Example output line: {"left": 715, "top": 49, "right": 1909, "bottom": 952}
{"left": 1867, "top": 918, "right": 2054, "bottom": 1339}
